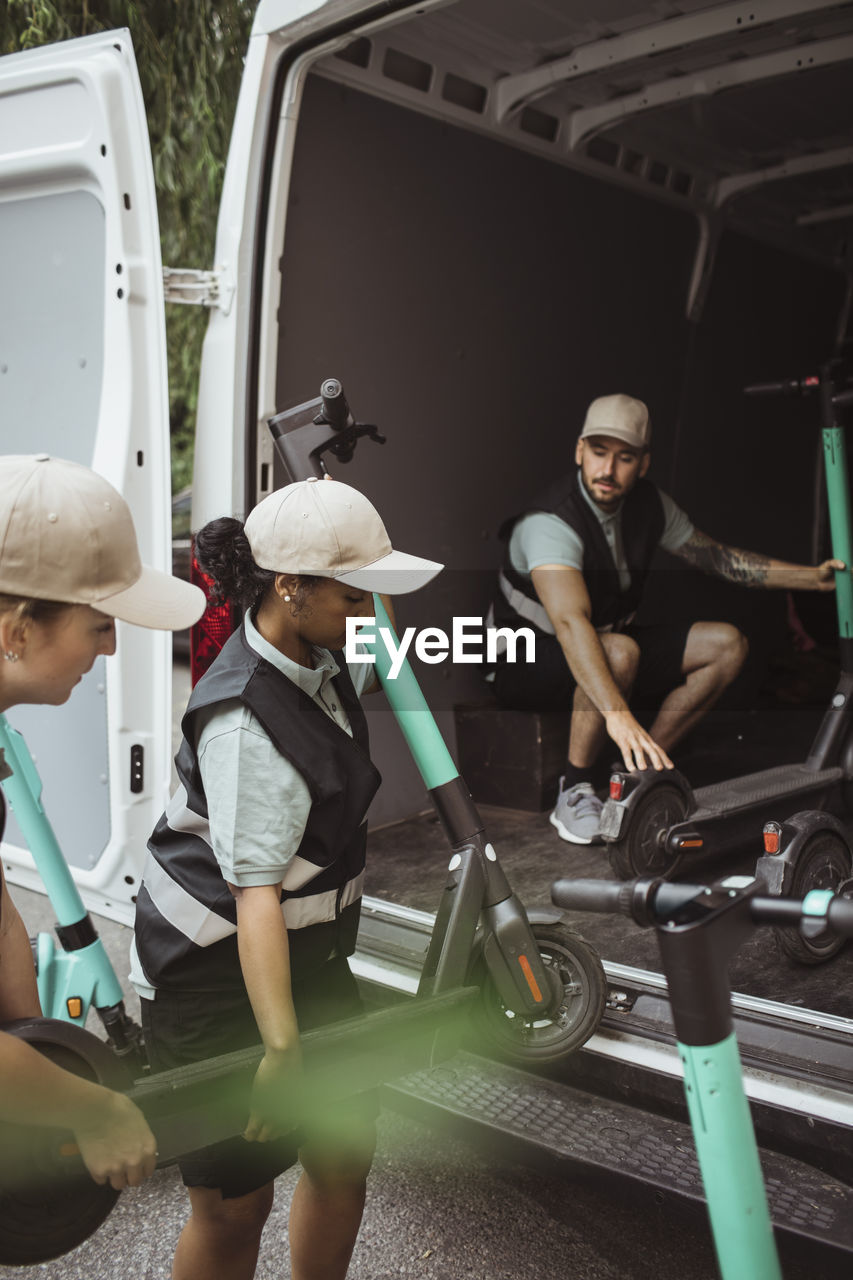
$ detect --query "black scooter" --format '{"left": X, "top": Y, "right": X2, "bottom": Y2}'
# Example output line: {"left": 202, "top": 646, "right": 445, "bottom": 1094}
{"left": 601, "top": 361, "right": 853, "bottom": 903}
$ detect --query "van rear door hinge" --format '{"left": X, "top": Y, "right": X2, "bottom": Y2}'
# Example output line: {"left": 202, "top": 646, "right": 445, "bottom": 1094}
{"left": 162, "top": 266, "right": 235, "bottom": 314}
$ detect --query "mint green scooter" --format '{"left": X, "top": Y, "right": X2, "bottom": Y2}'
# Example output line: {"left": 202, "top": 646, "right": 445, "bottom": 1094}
{"left": 0, "top": 716, "right": 145, "bottom": 1066}
{"left": 551, "top": 871, "right": 853, "bottom": 1280}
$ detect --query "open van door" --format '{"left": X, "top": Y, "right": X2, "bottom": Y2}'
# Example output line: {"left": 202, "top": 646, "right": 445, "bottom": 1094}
{"left": 0, "top": 30, "right": 172, "bottom": 923}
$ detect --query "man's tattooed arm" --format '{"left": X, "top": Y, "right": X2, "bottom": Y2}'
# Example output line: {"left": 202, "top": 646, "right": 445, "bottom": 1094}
{"left": 674, "top": 530, "right": 772, "bottom": 585}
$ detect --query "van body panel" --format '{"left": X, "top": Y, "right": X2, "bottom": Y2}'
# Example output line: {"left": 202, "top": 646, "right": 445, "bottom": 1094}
{"left": 0, "top": 30, "right": 172, "bottom": 923}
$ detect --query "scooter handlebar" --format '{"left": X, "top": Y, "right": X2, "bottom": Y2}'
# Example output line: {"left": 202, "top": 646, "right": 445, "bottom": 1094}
{"left": 551, "top": 878, "right": 628, "bottom": 915}
{"left": 743, "top": 376, "right": 818, "bottom": 398}
{"left": 320, "top": 377, "right": 351, "bottom": 429}
{"left": 552, "top": 877, "right": 853, "bottom": 936}
{"left": 552, "top": 877, "right": 707, "bottom": 927}
{"left": 750, "top": 892, "right": 853, "bottom": 936}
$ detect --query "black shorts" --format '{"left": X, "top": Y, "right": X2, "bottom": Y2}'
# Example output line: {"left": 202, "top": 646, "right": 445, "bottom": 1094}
{"left": 141, "top": 955, "right": 378, "bottom": 1199}
{"left": 493, "top": 622, "right": 694, "bottom": 713}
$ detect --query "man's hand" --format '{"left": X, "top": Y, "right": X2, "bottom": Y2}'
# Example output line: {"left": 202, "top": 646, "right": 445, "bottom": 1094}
{"left": 604, "top": 709, "right": 673, "bottom": 772}
{"left": 73, "top": 1090, "right": 157, "bottom": 1190}
{"left": 815, "top": 558, "right": 847, "bottom": 591}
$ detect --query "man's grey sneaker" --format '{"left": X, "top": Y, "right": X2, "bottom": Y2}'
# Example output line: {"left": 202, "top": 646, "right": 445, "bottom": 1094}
{"left": 549, "top": 778, "right": 603, "bottom": 845}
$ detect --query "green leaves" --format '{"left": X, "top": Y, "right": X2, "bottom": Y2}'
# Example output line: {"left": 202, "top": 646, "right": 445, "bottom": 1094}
{"left": 1, "top": 0, "right": 256, "bottom": 490}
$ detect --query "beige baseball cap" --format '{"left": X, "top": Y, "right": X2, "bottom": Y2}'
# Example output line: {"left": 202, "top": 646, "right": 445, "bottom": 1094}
{"left": 580, "top": 394, "right": 651, "bottom": 450}
{"left": 244, "top": 477, "right": 443, "bottom": 594}
{"left": 0, "top": 454, "right": 206, "bottom": 630}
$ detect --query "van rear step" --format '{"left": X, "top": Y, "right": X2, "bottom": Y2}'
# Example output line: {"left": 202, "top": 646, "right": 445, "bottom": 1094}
{"left": 382, "top": 1051, "right": 853, "bottom": 1271}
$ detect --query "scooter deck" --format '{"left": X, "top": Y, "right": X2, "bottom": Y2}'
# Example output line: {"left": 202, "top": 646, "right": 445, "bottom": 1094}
{"left": 690, "top": 763, "right": 842, "bottom": 820}
{"left": 384, "top": 1050, "right": 853, "bottom": 1270}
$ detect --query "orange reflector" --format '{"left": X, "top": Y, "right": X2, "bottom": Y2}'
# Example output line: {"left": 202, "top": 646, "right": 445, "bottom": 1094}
{"left": 518, "top": 954, "right": 544, "bottom": 1004}
{"left": 58, "top": 1142, "right": 80, "bottom": 1159}
{"left": 763, "top": 822, "right": 782, "bottom": 855}
{"left": 66, "top": 997, "right": 83, "bottom": 1019}
{"left": 677, "top": 838, "right": 704, "bottom": 849}
{"left": 609, "top": 775, "right": 624, "bottom": 801}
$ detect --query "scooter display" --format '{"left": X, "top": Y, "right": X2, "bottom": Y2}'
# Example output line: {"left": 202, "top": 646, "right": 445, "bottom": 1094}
{"left": 551, "top": 871, "right": 853, "bottom": 1280}
{"left": 601, "top": 360, "right": 853, "bottom": 882}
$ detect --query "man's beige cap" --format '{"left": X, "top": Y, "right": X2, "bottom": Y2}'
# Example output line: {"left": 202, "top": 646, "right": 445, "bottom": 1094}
{"left": 580, "top": 394, "right": 651, "bottom": 450}
{"left": 0, "top": 454, "right": 205, "bottom": 630}
{"left": 245, "top": 476, "right": 442, "bottom": 594}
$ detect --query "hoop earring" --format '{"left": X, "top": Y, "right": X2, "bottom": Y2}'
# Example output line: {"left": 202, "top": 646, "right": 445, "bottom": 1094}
{"left": 3, "top": 651, "right": 19, "bottom": 663}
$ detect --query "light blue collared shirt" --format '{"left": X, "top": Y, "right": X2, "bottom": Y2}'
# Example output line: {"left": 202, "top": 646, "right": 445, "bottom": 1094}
{"left": 509, "top": 470, "right": 693, "bottom": 592}
{"left": 193, "top": 611, "right": 372, "bottom": 888}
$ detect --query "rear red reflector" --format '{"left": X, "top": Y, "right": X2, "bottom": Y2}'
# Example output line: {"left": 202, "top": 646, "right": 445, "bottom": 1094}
{"left": 609, "top": 776, "right": 624, "bottom": 801}
{"left": 762, "top": 822, "right": 782, "bottom": 855}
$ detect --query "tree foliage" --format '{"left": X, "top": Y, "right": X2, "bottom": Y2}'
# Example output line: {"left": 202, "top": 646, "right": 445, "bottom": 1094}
{"left": 1, "top": 1, "right": 256, "bottom": 491}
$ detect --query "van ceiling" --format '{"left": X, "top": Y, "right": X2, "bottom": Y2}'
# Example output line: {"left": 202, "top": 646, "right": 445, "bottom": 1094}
{"left": 319, "top": 0, "right": 853, "bottom": 284}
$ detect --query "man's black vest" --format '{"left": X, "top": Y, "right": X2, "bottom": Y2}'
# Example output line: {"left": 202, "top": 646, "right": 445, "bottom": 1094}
{"left": 496, "top": 471, "right": 665, "bottom": 635}
{"left": 134, "top": 626, "right": 381, "bottom": 993}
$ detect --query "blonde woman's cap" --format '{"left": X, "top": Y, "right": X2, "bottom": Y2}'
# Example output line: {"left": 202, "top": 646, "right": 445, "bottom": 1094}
{"left": 0, "top": 454, "right": 206, "bottom": 630}
{"left": 244, "top": 477, "right": 443, "bottom": 594}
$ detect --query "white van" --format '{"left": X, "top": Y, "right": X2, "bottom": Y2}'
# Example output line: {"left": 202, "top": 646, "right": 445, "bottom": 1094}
{"left": 2, "top": 0, "right": 852, "bottom": 1223}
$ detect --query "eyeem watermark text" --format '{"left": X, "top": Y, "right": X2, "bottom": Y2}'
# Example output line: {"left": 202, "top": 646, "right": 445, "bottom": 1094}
{"left": 345, "top": 617, "right": 535, "bottom": 679}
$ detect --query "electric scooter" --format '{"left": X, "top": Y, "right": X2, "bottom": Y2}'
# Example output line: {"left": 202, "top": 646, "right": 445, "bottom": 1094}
{"left": 267, "top": 382, "right": 607, "bottom": 1067}
{"left": 601, "top": 360, "right": 853, "bottom": 886}
{"left": 0, "top": 986, "right": 477, "bottom": 1265}
{"left": 0, "top": 716, "right": 146, "bottom": 1068}
{"left": 754, "top": 810, "right": 853, "bottom": 963}
{"left": 551, "top": 871, "right": 853, "bottom": 1280}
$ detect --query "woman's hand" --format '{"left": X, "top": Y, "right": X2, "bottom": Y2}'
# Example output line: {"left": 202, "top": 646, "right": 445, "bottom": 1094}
{"left": 245, "top": 1042, "right": 303, "bottom": 1143}
{"left": 231, "top": 882, "right": 302, "bottom": 1143}
{"left": 72, "top": 1088, "right": 158, "bottom": 1189}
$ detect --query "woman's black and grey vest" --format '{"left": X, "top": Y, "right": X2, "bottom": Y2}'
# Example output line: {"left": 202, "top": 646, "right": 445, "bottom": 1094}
{"left": 134, "top": 627, "right": 381, "bottom": 993}
{"left": 495, "top": 471, "right": 665, "bottom": 637}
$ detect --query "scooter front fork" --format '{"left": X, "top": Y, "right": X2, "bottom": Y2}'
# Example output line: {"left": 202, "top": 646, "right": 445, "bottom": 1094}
{"left": 418, "top": 832, "right": 555, "bottom": 1018}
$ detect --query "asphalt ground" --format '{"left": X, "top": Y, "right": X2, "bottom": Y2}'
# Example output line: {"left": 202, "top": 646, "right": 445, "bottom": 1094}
{"left": 0, "top": 662, "right": 841, "bottom": 1279}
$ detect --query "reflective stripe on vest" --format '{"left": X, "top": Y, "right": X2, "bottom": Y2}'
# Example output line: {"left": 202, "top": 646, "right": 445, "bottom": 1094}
{"left": 141, "top": 851, "right": 365, "bottom": 944}
{"left": 496, "top": 570, "right": 635, "bottom": 641}
{"left": 498, "top": 570, "right": 555, "bottom": 635}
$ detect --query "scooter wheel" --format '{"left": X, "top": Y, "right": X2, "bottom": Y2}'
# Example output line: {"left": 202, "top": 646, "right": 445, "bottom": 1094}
{"left": 607, "top": 784, "right": 688, "bottom": 879}
{"left": 774, "top": 830, "right": 853, "bottom": 965}
{"left": 470, "top": 923, "right": 606, "bottom": 1067}
{"left": 0, "top": 1019, "right": 126, "bottom": 1265}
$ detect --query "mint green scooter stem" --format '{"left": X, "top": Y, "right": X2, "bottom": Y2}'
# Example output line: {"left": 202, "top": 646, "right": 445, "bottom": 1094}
{"left": 367, "top": 597, "right": 575, "bottom": 1020}
{"left": 0, "top": 714, "right": 124, "bottom": 1018}
{"left": 369, "top": 596, "right": 458, "bottom": 789}
{"left": 823, "top": 425, "right": 853, "bottom": 641}
{"left": 680, "top": 1035, "right": 781, "bottom": 1280}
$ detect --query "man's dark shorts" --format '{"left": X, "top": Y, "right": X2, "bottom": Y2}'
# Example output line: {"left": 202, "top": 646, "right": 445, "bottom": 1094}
{"left": 493, "top": 622, "right": 695, "bottom": 713}
{"left": 141, "top": 954, "right": 378, "bottom": 1199}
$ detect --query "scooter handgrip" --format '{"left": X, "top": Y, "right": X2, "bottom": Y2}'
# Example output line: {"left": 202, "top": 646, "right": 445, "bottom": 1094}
{"left": 551, "top": 878, "right": 627, "bottom": 914}
{"left": 320, "top": 377, "right": 350, "bottom": 429}
{"left": 827, "top": 895, "right": 853, "bottom": 937}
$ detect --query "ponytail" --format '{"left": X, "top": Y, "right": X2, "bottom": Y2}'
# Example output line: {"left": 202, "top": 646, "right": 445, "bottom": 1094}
{"left": 194, "top": 518, "right": 275, "bottom": 612}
